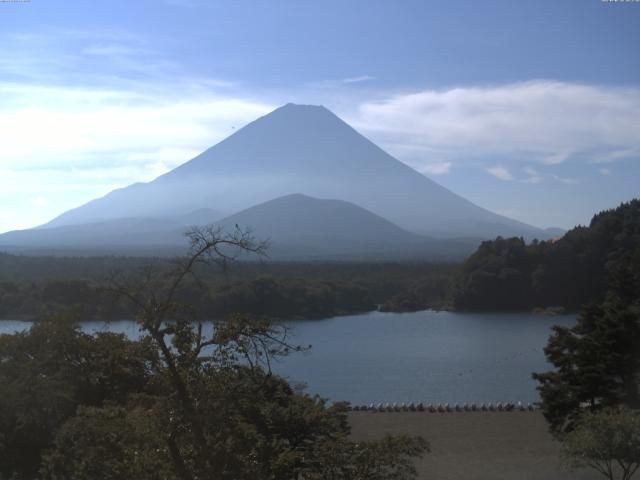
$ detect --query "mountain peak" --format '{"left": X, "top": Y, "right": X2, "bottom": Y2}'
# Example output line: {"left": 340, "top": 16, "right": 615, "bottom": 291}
{"left": 262, "top": 102, "right": 339, "bottom": 124}
{"left": 37, "top": 103, "right": 548, "bottom": 240}
{"left": 278, "top": 102, "right": 329, "bottom": 113}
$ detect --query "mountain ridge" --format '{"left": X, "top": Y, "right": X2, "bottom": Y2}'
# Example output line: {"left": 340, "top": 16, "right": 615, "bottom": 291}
{"left": 40, "top": 103, "right": 548, "bottom": 240}
{"left": 0, "top": 193, "right": 481, "bottom": 259}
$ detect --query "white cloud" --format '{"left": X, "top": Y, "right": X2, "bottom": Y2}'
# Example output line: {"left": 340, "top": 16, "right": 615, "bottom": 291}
{"left": 599, "top": 167, "right": 611, "bottom": 176}
{"left": 542, "top": 151, "right": 572, "bottom": 165}
{"left": 307, "top": 75, "right": 376, "bottom": 90}
{"left": 30, "top": 196, "right": 48, "bottom": 207}
{"left": 1, "top": 68, "right": 638, "bottom": 232}
{"left": 592, "top": 147, "right": 640, "bottom": 164}
{"left": 419, "top": 162, "right": 452, "bottom": 175}
{"left": 0, "top": 83, "right": 274, "bottom": 232}
{"left": 549, "top": 173, "right": 579, "bottom": 185}
{"left": 0, "top": 83, "right": 274, "bottom": 170}
{"left": 342, "top": 75, "right": 375, "bottom": 84}
{"left": 521, "top": 166, "right": 577, "bottom": 184}
{"left": 486, "top": 166, "right": 513, "bottom": 181}
{"left": 350, "top": 81, "right": 640, "bottom": 172}
{"left": 82, "top": 44, "right": 140, "bottom": 57}
{"left": 0, "top": 167, "right": 126, "bottom": 232}
{"left": 523, "top": 166, "right": 543, "bottom": 184}
{"left": 0, "top": 211, "right": 37, "bottom": 233}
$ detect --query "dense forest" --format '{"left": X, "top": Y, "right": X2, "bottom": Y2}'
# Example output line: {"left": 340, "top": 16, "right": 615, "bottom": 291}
{"left": 451, "top": 199, "right": 640, "bottom": 311}
{"left": 529, "top": 214, "right": 640, "bottom": 480}
{"left": 2, "top": 199, "right": 639, "bottom": 321}
{"left": 0, "top": 255, "right": 456, "bottom": 320}
{"left": 0, "top": 228, "right": 428, "bottom": 480}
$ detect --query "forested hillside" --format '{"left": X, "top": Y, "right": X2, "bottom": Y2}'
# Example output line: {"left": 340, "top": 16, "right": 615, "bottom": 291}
{"left": 452, "top": 200, "right": 640, "bottom": 311}
{"left": 0, "top": 256, "right": 455, "bottom": 320}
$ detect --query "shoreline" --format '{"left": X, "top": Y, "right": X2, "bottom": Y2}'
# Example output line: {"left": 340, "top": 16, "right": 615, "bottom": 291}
{"left": 0, "top": 306, "right": 578, "bottom": 323}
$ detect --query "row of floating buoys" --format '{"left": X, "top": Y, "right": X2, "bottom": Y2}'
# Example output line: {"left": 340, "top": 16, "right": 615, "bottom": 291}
{"left": 350, "top": 401, "right": 535, "bottom": 412}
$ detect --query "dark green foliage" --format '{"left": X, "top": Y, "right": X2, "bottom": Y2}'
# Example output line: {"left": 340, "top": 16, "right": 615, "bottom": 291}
{"left": 204, "top": 276, "right": 375, "bottom": 319}
{"left": 531, "top": 202, "right": 640, "bottom": 440}
{"left": 562, "top": 408, "right": 640, "bottom": 480}
{"left": 0, "top": 258, "right": 456, "bottom": 320}
{"left": 0, "top": 317, "right": 153, "bottom": 479}
{"left": 452, "top": 199, "right": 640, "bottom": 311}
{"left": 533, "top": 299, "right": 640, "bottom": 434}
{"left": 0, "top": 316, "right": 426, "bottom": 480}
{"left": 0, "top": 228, "right": 427, "bottom": 480}
{"left": 303, "top": 434, "right": 429, "bottom": 480}
{"left": 380, "top": 274, "right": 452, "bottom": 312}
{"left": 42, "top": 405, "right": 172, "bottom": 480}
{"left": 37, "top": 372, "right": 354, "bottom": 480}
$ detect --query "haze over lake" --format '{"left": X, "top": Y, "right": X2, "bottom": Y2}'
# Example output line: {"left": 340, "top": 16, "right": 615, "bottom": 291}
{"left": 1, "top": 310, "right": 575, "bottom": 405}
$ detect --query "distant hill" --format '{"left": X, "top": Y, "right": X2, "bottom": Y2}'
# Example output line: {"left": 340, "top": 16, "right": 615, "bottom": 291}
{"left": 39, "top": 103, "right": 549, "bottom": 240}
{"left": 0, "top": 209, "right": 222, "bottom": 256}
{"left": 0, "top": 194, "right": 480, "bottom": 259}
{"left": 215, "top": 194, "right": 479, "bottom": 260}
{"left": 219, "top": 193, "right": 419, "bottom": 244}
{"left": 451, "top": 199, "right": 640, "bottom": 311}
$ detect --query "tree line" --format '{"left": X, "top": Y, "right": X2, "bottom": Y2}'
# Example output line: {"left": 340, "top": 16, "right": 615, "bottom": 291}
{"left": 521, "top": 201, "right": 640, "bottom": 480}
{"left": 451, "top": 199, "right": 640, "bottom": 311}
{"left": 0, "top": 256, "right": 457, "bottom": 321}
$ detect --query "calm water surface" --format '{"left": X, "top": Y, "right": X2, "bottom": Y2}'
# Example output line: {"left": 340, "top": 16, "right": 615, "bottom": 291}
{"left": 0, "top": 310, "right": 575, "bottom": 404}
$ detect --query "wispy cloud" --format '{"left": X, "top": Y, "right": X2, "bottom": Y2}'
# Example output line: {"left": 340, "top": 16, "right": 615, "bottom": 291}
{"left": 0, "top": 79, "right": 274, "bottom": 232}
{"left": 0, "top": 28, "right": 202, "bottom": 92}
{"left": 419, "top": 162, "right": 452, "bottom": 175}
{"left": 523, "top": 166, "right": 543, "bottom": 184}
{"left": 519, "top": 166, "right": 578, "bottom": 185}
{"left": 350, "top": 81, "right": 640, "bottom": 173}
{"left": 307, "top": 75, "right": 375, "bottom": 89}
{"left": 543, "top": 151, "right": 573, "bottom": 165}
{"left": 0, "top": 83, "right": 273, "bottom": 170}
{"left": 486, "top": 166, "right": 513, "bottom": 181}
{"left": 342, "top": 75, "right": 375, "bottom": 84}
{"left": 591, "top": 147, "right": 640, "bottom": 164}
{"left": 30, "top": 196, "right": 48, "bottom": 207}
{"left": 549, "top": 173, "right": 579, "bottom": 185}
{"left": 82, "top": 44, "right": 141, "bottom": 57}
{"left": 0, "top": 29, "right": 637, "bottom": 232}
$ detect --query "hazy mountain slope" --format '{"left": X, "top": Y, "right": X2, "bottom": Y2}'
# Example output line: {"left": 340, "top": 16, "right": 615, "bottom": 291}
{"left": 0, "top": 194, "right": 480, "bottom": 259}
{"left": 213, "top": 194, "right": 479, "bottom": 260}
{"left": 0, "top": 209, "right": 224, "bottom": 255}
{"left": 216, "top": 193, "right": 420, "bottom": 250}
{"left": 42, "top": 103, "right": 547, "bottom": 239}
{"left": 169, "top": 208, "right": 224, "bottom": 227}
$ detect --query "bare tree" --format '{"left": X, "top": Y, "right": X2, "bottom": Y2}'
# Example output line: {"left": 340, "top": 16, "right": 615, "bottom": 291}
{"left": 106, "top": 225, "right": 301, "bottom": 480}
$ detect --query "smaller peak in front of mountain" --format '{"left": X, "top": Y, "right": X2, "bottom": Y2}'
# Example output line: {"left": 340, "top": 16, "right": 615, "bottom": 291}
{"left": 259, "top": 193, "right": 330, "bottom": 204}
{"left": 216, "top": 193, "right": 420, "bottom": 243}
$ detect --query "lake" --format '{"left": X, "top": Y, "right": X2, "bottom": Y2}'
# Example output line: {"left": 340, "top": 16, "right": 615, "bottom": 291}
{"left": 0, "top": 310, "right": 575, "bottom": 405}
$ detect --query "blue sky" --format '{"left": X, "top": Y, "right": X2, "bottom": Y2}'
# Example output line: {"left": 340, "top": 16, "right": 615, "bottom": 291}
{"left": 0, "top": 0, "right": 639, "bottom": 233}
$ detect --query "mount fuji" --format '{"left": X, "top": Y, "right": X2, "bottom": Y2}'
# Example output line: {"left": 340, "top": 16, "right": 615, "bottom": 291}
{"left": 0, "top": 103, "right": 552, "bottom": 257}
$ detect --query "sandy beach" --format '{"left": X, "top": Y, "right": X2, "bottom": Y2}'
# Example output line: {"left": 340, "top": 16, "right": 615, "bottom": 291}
{"left": 349, "top": 411, "right": 601, "bottom": 480}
